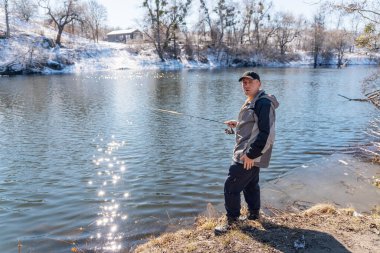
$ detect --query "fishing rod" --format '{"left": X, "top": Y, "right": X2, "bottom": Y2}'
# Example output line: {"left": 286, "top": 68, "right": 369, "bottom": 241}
{"left": 151, "top": 108, "right": 235, "bottom": 134}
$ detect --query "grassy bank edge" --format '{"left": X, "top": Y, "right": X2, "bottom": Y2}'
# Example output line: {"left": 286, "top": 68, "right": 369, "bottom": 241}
{"left": 134, "top": 203, "right": 380, "bottom": 253}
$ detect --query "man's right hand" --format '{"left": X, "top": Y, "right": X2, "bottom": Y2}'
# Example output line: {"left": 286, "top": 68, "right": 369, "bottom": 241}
{"left": 224, "top": 120, "right": 238, "bottom": 128}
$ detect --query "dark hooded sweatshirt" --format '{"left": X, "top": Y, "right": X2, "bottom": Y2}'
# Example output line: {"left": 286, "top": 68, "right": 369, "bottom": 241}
{"left": 232, "top": 90, "right": 279, "bottom": 168}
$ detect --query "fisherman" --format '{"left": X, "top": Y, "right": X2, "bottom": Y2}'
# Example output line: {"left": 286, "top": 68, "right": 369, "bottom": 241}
{"left": 215, "top": 71, "right": 279, "bottom": 235}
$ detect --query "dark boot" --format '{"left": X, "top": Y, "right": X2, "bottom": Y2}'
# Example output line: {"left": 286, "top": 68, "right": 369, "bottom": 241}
{"left": 247, "top": 210, "right": 260, "bottom": 220}
{"left": 214, "top": 216, "right": 238, "bottom": 236}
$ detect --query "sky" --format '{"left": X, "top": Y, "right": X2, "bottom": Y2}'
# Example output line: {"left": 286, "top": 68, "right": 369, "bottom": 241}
{"left": 97, "top": 0, "right": 321, "bottom": 29}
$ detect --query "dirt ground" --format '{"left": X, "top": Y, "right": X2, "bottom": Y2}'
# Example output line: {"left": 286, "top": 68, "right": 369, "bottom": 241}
{"left": 134, "top": 204, "right": 380, "bottom": 253}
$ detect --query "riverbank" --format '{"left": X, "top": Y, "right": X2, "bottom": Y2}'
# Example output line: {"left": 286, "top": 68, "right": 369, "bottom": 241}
{"left": 134, "top": 204, "right": 380, "bottom": 253}
{"left": 1, "top": 17, "right": 380, "bottom": 75}
{"left": 1, "top": 34, "right": 379, "bottom": 76}
{"left": 134, "top": 154, "right": 380, "bottom": 253}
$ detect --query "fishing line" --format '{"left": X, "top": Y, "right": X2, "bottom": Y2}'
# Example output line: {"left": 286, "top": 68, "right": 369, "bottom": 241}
{"left": 151, "top": 108, "right": 235, "bottom": 134}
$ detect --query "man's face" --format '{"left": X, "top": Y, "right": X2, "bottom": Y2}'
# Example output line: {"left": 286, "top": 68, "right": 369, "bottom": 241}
{"left": 241, "top": 77, "right": 260, "bottom": 98}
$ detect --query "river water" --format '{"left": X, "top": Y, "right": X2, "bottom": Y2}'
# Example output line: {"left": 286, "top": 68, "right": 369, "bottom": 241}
{"left": 0, "top": 67, "right": 378, "bottom": 252}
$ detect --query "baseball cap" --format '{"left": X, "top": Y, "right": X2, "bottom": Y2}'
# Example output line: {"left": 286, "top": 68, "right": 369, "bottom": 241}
{"left": 238, "top": 71, "right": 260, "bottom": 82}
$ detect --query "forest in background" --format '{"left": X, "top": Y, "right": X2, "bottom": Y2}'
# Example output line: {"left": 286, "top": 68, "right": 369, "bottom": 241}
{"left": 0, "top": 0, "right": 379, "bottom": 67}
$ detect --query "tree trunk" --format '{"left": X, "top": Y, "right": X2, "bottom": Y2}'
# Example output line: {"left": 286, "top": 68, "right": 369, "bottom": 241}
{"left": 5, "top": 0, "right": 10, "bottom": 37}
{"left": 56, "top": 26, "right": 64, "bottom": 45}
{"left": 247, "top": 17, "right": 252, "bottom": 44}
{"left": 254, "top": 20, "right": 260, "bottom": 50}
{"left": 155, "top": 7, "right": 164, "bottom": 62}
{"left": 313, "top": 49, "right": 319, "bottom": 68}
{"left": 173, "top": 32, "right": 177, "bottom": 59}
{"left": 337, "top": 51, "right": 343, "bottom": 68}
{"left": 71, "top": 20, "right": 75, "bottom": 34}
{"left": 156, "top": 43, "right": 165, "bottom": 62}
{"left": 95, "top": 24, "right": 99, "bottom": 43}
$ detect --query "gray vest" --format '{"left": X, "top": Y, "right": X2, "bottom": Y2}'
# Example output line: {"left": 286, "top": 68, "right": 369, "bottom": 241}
{"left": 232, "top": 90, "right": 278, "bottom": 168}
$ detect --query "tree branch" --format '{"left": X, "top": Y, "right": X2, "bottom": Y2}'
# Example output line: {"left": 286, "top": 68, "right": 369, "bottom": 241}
{"left": 338, "top": 94, "right": 369, "bottom": 101}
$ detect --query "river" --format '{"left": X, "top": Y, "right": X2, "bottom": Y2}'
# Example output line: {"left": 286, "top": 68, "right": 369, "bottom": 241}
{"left": 0, "top": 67, "right": 378, "bottom": 252}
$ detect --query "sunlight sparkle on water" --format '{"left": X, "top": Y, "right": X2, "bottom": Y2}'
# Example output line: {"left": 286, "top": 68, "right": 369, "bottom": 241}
{"left": 89, "top": 135, "right": 128, "bottom": 251}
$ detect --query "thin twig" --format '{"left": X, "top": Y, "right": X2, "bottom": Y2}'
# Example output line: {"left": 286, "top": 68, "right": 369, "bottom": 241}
{"left": 338, "top": 94, "right": 368, "bottom": 101}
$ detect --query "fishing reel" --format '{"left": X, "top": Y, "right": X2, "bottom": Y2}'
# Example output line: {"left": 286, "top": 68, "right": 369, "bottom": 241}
{"left": 225, "top": 127, "right": 235, "bottom": 135}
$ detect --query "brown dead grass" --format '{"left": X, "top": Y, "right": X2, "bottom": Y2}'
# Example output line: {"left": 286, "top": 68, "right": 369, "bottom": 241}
{"left": 302, "top": 203, "right": 337, "bottom": 216}
{"left": 134, "top": 204, "right": 380, "bottom": 253}
{"left": 373, "top": 176, "right": 380, "bottom": 189}
{"left": 372, "top": 155, "right": 380, "bottom": 164}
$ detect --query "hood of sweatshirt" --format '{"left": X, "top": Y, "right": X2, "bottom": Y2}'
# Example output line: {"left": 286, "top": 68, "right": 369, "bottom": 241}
{"left": 250, "top": 90, "right": 280, "bottom": 109}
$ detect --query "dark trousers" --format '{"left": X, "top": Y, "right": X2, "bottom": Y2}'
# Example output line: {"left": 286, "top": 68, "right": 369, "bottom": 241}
{"left": 224, "top": 161, "right": 260, "bottom": 218}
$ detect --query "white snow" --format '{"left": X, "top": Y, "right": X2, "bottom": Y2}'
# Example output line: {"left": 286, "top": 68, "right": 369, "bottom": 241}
{"left": 0, "top": 14, "right": 379, "bottom": 75}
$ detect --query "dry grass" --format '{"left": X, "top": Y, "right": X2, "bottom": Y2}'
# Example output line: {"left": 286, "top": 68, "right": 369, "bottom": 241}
{"left": 339, "top": 207, "right": 356, "bottom": 216}
{"left": 372, "top": 155, "right": 380, "bottom": 164}
{"left": 373, "top": 175, "right": 380, "bottom": 188}
{"left": 371, "top": 205, "right": 380, "bottom": 218}
{"left": 302, "top": 203, "right": 337, "bottom": 216}
{"left": 134, "top": 204, "right": 380, "bottom": 253}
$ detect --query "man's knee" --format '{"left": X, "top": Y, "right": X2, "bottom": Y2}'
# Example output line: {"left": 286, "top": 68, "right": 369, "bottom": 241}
{"left": 224, "top": 175, "right": 244, "bottom": 195}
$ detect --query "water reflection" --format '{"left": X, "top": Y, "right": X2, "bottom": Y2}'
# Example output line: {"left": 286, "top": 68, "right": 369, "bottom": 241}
{"left": 89, "top": 135, "right": 128, "bottom": 252}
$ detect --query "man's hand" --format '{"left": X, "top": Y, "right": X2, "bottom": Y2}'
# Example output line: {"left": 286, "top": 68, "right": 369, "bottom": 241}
{"left": 224, "top": 120, "right": 238, "bottom": 128}
{"left": 241, "top": 154, "right": 254, "bottom": 170}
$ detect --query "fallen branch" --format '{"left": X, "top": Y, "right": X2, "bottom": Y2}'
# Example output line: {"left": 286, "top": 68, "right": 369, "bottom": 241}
{"left": 365, "top": 90, "right": 380, "bottom": 109}
{"left": 338, "top": 94, "right": 368, "bottom": 101}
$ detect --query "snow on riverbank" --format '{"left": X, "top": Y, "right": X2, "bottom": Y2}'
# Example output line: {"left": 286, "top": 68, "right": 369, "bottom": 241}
{"left": 1, "top": 15, "right": 379, "bottom": 75}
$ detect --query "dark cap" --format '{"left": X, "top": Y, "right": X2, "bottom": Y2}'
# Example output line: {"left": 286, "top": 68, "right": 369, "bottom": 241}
{"left": 238, "top": 71, "right": 260, "bottom": 82}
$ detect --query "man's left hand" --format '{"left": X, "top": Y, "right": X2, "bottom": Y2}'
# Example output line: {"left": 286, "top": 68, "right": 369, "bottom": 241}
{"left": 241, "top": 154, "right": 254, "bottom": 170}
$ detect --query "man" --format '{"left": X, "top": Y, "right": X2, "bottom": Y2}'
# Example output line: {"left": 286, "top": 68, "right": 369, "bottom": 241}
{"left": 215, "top": 71, "right": 279, "bottom": 235}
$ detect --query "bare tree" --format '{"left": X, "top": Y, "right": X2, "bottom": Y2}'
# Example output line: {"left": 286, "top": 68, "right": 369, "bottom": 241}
{"left": 329, "top": 5, "right": 357, "bottom": 67}
{"left": 84, "top": 0, "right": 107, "bottom": 42}
{"left": 194, "top": 6, "right": 207, "bottom": 47}
{"left": 212, "top": 0, "right": 236, "bottom": 47}
{"left": 332, "top": 0, "right": 380, "bottom": 24}
{"left": 3, "top": 0, "right": 10, "bottom": 37}
{"left": 273, "top": 12, "right": 300, "bottom": 56}
{"left": 11, "top": 0, "right": 37, "bottom": 22}
{"left": 213, "top": 0, "right": 228, "bottom": 47}
{"left": 311, "top": 12, "right": 325, "bottom": 68}
{"left": 199, "top": 0, "right": 216, "bottom": 45}
{"left": 252, "top": 0, "right": 272, "bottom": 50}
{"left": 239, "top": 0, "right": 255, "bottom": 45}
{"left": 38, "top": 0, "right": 83, "bottom": 45}
{"left": 142, "top": 0, "right": 192, "bottom": 61}
{"left": 332, "top": 0, "right": 380, "bottom": 50}
{"left": 142, "top": 0, "right": 167, "bottom": 61}
{"left": 328, "top": 29, "right": 353, "bottom": 67}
